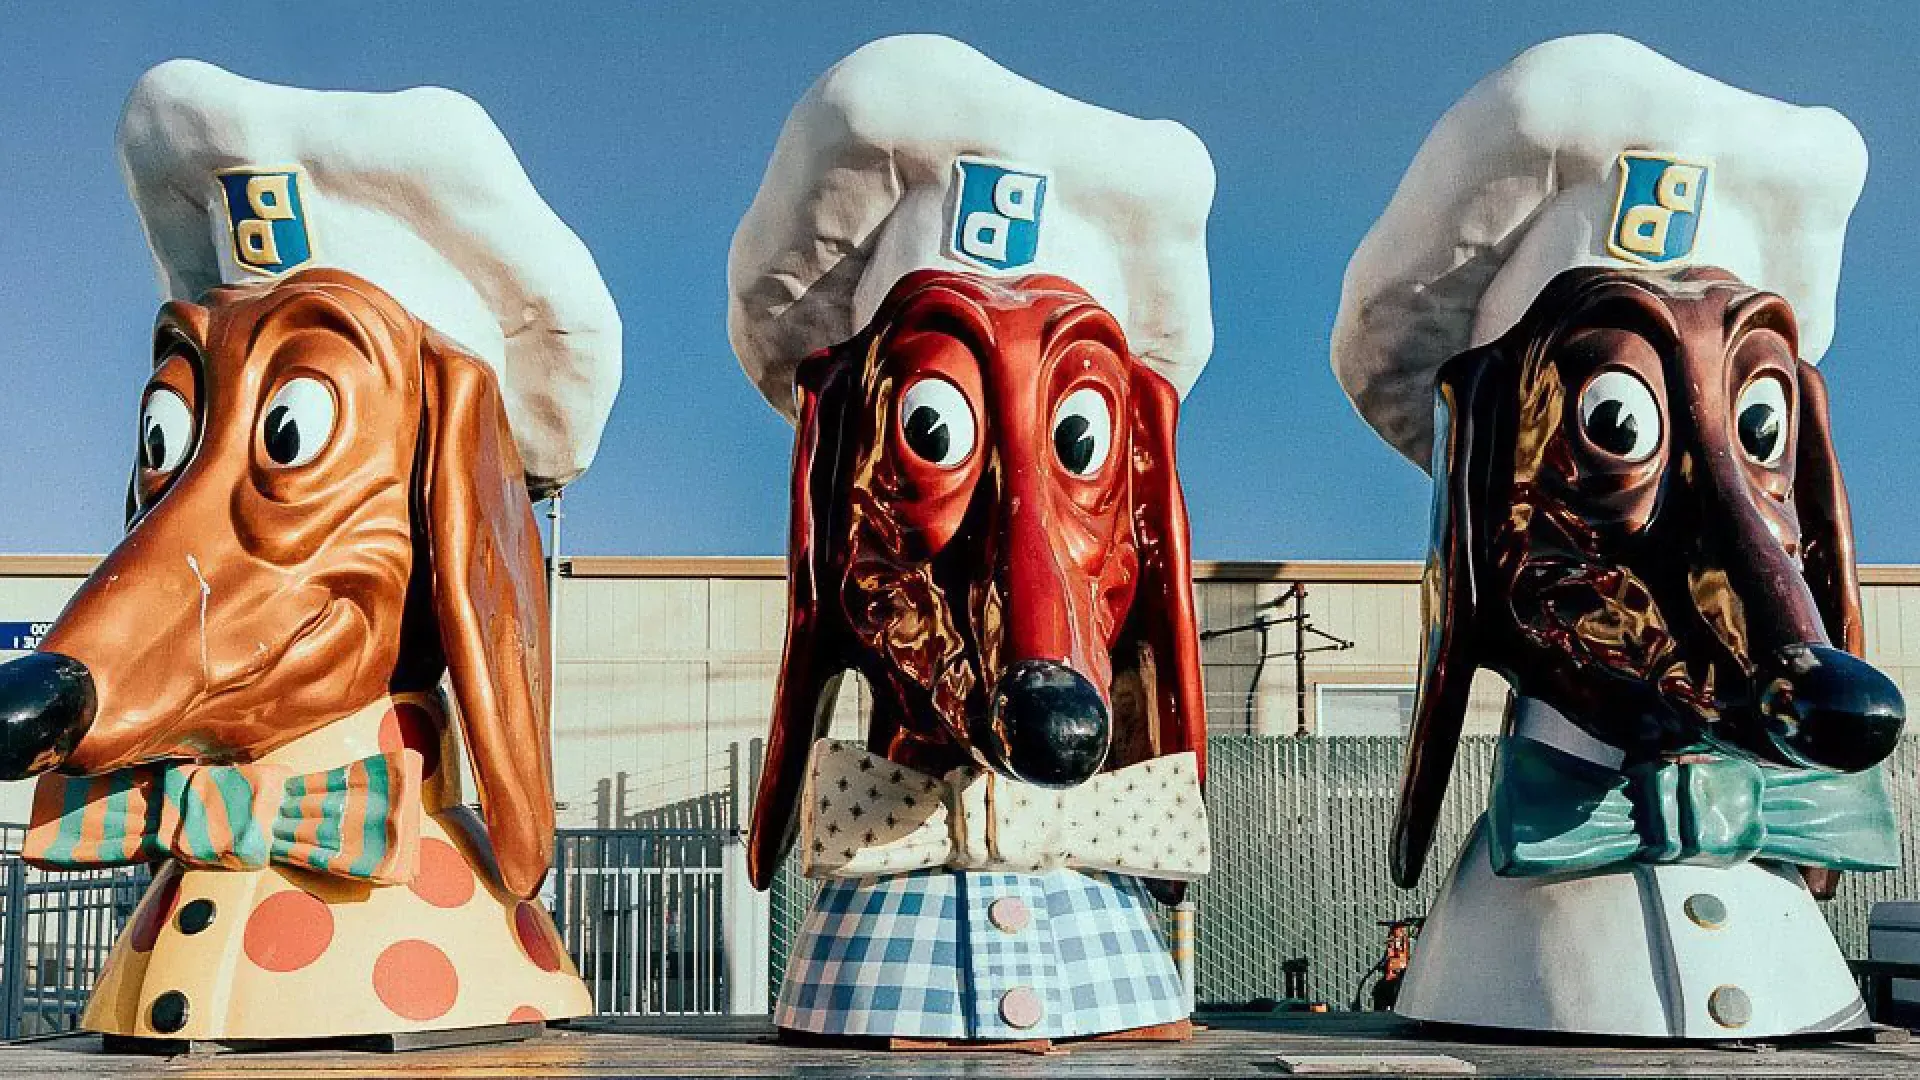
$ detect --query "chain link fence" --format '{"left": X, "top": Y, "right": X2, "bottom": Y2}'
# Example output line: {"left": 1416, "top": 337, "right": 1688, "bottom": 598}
{"left": 769, "top": 735, "right": 1920, "bottom": 1010}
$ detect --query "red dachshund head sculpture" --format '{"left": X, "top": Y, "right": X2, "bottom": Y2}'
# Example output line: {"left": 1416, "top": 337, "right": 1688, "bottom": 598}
{"left": 1393, "top": 265, "right": 1904, "bottom": 887}
{"left": 0, "top": 269, "right": 556, "bottom": 899}
{"left": 749, "top": 269, "right": 1206, "bottom": 888}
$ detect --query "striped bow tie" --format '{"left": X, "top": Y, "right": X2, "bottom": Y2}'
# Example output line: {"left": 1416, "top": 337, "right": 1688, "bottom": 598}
{"left": 24, "top": 750, "right": 423, "bottom": 884}
{"left": 797, "top": 740, "right": 1211, "bottom": 881}
{"left": 1486, "top": 734, "right": 1900, "bottom": 878}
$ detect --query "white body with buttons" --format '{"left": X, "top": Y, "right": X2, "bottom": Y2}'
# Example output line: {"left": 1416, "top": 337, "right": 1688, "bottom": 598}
{"left": 1397, "top": 699, "right": 1868, "bottom": 1038}
{"left": 1399, "top": 820, "right": 1865, "bottom": 1037}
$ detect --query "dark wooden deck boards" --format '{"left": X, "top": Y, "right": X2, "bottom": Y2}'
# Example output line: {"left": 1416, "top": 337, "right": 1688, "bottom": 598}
{"left": 6, "top": 1012, "right": 1920, "bottom": 1077}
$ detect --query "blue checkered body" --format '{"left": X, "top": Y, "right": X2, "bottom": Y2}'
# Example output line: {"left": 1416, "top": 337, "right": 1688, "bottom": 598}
{"left": 774, "top": 868, "right": 1185, "bottom": 1040}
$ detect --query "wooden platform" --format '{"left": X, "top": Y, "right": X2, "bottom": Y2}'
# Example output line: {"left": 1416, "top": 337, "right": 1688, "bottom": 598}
{"left": 6, "top": 1012, "right": 1920, "bottom": 1077}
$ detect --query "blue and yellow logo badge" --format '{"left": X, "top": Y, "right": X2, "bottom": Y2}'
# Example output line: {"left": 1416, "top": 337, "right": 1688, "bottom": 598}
{"left": 217, "top": 167, "right": 314, "bottom": 277}
{"left": 1607, "top": 152, "right": 1710, "bottom": 266}
{"left": 947, "top": 156, "right": 1048, "bottom": 271}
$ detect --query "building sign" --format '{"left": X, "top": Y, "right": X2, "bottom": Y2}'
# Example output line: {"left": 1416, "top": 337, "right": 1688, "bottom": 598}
{"left": 0, "top": 622, "right": 53, "bottom": 651}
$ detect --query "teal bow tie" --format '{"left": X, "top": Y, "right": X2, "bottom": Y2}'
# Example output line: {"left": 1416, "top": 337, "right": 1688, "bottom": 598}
{"left": 1486, "top": 734, "right": 1900, "bottom": 878}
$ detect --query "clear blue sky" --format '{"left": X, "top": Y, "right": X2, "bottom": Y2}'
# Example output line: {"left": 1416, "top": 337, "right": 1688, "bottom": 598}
{"left": 4, "top": 2, "right": 1917, "bottom": 560}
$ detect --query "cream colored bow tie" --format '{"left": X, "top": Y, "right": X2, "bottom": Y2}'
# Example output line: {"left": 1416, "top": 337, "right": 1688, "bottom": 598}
{"left": 796, "top": 739, "right": 1211, "bottom": 881}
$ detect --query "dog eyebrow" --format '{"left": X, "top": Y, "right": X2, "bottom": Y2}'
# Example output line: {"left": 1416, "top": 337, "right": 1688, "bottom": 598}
{"left": 242, "top": 288, "right": 387, "bottom": 372}
{"left": 904, "top": 292, "right": 997, "bottom": 350}
{"left": 1559, "top": 287, "right": 1683, "bottom": 358}
{"left": 1040, "top": 301, "right": 1128, "bottom": 359}
{"left": 1722, "top": 291, "right": 1799, "bottom": 355}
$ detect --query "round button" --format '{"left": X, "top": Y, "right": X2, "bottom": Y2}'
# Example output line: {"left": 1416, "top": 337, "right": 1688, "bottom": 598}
{"left": 1683, "top": 893, "right": 1726, "bottom": 930}
{"left": 149, "top": 990, "right": 190, "bottom": 1035}
{"left": 177, "top": 898, "right": 216, "bottom": 936}
{"left": 1708, "top": 985, "right": 1752, "bottom": 1029}
{"left": 999, "top": 986, "right": 1043, "bottom": 1030}
{"left": 988, "top": 897, "right": 1031, "bottom": 934}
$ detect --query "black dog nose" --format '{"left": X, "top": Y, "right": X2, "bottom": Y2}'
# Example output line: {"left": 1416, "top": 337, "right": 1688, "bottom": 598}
{"left": 974, "top": 660, "right": 1110, "bottom": 788}
{"left": 0, "top": 652, "right": 95, "bottom": 780}
{"left": 1749, "top": 644, "right": 1904, "bottom": 772}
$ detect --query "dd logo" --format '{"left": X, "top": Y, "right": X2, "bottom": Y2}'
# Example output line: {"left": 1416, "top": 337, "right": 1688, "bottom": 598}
{"left": 1607, "top": 153, "right": 1709, "bottom": 266}
{"left": 218, "top": 166, "right": 315, "bottom": 276}
{"left": 948, "top": 156, "right": 1048, "bottom": 271}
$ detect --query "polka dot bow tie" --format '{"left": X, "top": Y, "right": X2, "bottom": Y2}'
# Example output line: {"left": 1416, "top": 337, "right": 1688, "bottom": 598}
{"left": 23, "top": 750, "right": 424, "bottom": 885}
{"left": 797, "top": 739, "right": 1211, "bottom": 881}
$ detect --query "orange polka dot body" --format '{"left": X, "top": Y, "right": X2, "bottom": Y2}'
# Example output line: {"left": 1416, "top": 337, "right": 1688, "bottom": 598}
{"left": 79, "top": 693, "right": 591, "bottom": 1041}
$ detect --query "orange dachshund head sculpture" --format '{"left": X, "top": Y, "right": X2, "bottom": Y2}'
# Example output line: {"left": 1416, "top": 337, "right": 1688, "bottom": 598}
{"left": 1393, "top": 265, "right": 1905, "bottom": 887}
{"left": 0, "top": 268, "right": 554, "bottom": 899}
{"left": 749, "top": 269, "right": 1206, "bottom": 888}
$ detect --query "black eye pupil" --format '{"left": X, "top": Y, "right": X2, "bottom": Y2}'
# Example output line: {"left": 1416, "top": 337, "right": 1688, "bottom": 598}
{"left": 1585, "top": 399, "right": 1640, "bottom": 455}
{"left": 144, "top": 423, "right": 167, "bottom": 470}
{"left": 1740, "top": 403, "right": 1781, "bottom": 461}
{"left": 1055, "top": 414, "right": 1095, "bottom": 473}
{"left": 264, "top": 405, "right": 301, "bottom": 465}
{"left": 904, "top": 405, "right": 950, "bottom": 462}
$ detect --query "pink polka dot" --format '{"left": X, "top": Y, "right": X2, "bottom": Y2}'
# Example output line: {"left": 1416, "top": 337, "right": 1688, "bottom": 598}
{"left": 129, "top": 866, "right": 182, "bottom": 954}
{"left": 377, "top": 706, "right": 404, "bottom": 756}
{"left": 513, "top": 903, "right": 563, "bottom": 972}
{"left": 508, "top": 1005, "right": 545, "bottom": 1024}
{"left": 408, "top": 838, "right": 476, "bottom": 909}
{"left": 244, "top": 889, "right": 334, "bottom": 972}
{"left": 373, "top": 939, "right": 459, "bottom": 1021}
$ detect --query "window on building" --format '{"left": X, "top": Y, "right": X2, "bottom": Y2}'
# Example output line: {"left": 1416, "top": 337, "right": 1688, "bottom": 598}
{"left": 1315, "top": 684, "right": 1414, "bottom": 737}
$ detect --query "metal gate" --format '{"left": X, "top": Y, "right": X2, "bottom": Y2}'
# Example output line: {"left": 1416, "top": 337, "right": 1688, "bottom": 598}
{"left": 550, "top": 828, "right": 733, "bottom": 1015}
{"left": 0, "top": 828, "right": 148, "bottom": 1040}
{"left": 0, "top": 824, "right": 738, "bottom": 1036}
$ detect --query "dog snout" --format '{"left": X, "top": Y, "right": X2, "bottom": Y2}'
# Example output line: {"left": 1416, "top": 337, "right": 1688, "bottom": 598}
{"left": 1743, "top": 643, "right": 1904, "bottom": 772}
{"left": 973, "top": 659, "right": 1110, "bottom": 788}
{"left": 0, "top": 652, "right": 96, "bottom": 780}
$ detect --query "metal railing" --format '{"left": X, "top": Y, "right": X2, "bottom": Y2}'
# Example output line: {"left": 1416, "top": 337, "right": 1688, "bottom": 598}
{"left": 0, "top": 823, "right": 739, "bottom": 1037}
{"left": 548, "top": 827, "right": 733, "bottom": 1016}
{"left": 0, "top": 835, "right": 148, "bottom": 1040}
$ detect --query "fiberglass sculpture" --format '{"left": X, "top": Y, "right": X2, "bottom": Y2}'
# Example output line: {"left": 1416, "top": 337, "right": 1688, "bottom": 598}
{"left": 728, "top": 35, "right": 1215, "bottom": 1046}
{"left": 1332, "top": 35, "right": 1905, "bottom": 1039}
{"left": 0, "top": 60, "right": 621, "bottom": 1043}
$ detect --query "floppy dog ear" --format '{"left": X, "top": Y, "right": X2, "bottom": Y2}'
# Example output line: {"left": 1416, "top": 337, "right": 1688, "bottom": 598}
{"left": 1118, "top": 367, "right": 1208, "bottom": 777}
{"left": 1391, "top": 345, "right": 1510, "bottom": 889}
{"left": 748, "top": 348, "right": 859, "bottom": 890}
{"left": 1793, "top": 362, "right": 1864, "bottom": 656}
{"left": 419, "top": 332, "right": 555, "bottom": 900}
{"left": 1792, "top": 362, "right": 1865, "bottom": 903}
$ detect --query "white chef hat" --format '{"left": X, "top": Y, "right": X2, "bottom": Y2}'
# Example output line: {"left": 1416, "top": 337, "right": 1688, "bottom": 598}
{"left": 728, "top": 34, "right": 1215, "bottom": 422}
{"left": 1331, "top": 34, "right": 1867, "bottom": 467}
{"left": 116, "top": 58, "right": 622, "bottom": 495}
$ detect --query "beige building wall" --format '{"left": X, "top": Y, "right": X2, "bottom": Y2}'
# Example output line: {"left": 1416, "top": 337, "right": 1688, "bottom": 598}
{"left": 0, "top": 556, "right": 1917, "bottom": 827}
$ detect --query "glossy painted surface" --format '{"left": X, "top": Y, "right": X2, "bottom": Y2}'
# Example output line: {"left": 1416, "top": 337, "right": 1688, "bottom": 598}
{"left": 0, "top": 269, "right": 555, "bottom": 899}
{"left": 750, "top": 270, "right": 1207, "bottom": 889}
{"left": 1394, "top": 266, "right": 1905, "bottom": 888}
{"left": 0, "top": 652, "right": 94, "bottom": 778}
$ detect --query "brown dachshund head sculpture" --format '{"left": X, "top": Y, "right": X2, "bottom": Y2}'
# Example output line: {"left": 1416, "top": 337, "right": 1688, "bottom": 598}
{"left": 1393, "top": 265, "right": 1905, "bottom": 887}
{"left": 0, "top": 268, "right": 555, "bottom": 899}
{"left": 748, "top": 269, "right": 1207, "bottom": 888}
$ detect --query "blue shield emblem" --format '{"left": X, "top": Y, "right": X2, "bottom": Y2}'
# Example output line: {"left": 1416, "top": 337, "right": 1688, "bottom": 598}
{"left": 218, "top": 167, "right": 314, "bottom": 276}
{"left": 947, "top": 157, "right": 1048, "bottom": 271}
{"left": 1606, "top": 153, "right": 1710, "bottom": 266}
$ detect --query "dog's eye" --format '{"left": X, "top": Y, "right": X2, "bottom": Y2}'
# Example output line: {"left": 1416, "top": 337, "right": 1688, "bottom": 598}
{"left": 262, "top": 377, "right": 336, "bottom": 468}
{"left": 140, "top": 387, "right": 194, "bottom": 473}
{"left": 1735, "top": 375, "right": 1789, "bottom": 467}
{"left": 1052, "top": 387, "right": 1113, "bottom": 477}
{"left": 898, "top": 377, "right": 975, "bottom": 468}
{"left": 1578, "top": 369, "right": 1661, "bottom": 462}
